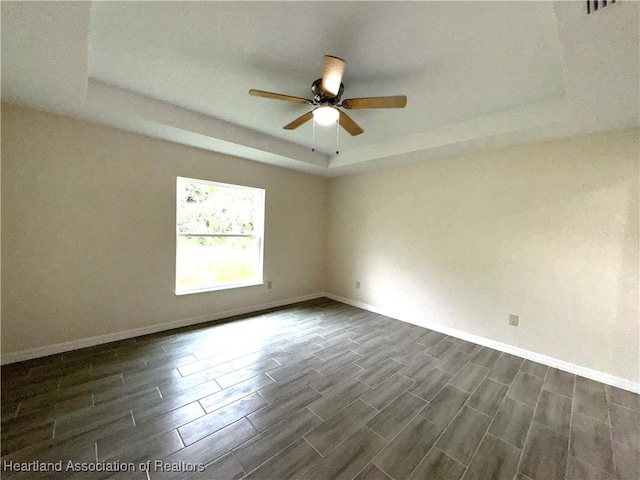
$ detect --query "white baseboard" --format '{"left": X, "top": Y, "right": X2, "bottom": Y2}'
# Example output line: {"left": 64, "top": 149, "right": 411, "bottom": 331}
{"left": 5, "top": 291, "right": 638, "bottom": 394}
{"left": 1, "top": 292, "right": 325, "bottom": 365}
{"left": 325, "top": 293, "right": 640, "bottom": 394}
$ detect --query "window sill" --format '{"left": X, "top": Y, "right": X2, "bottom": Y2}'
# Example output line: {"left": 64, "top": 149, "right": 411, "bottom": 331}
{"left": 175, "top": 280, "right": 264, "bottom": 296}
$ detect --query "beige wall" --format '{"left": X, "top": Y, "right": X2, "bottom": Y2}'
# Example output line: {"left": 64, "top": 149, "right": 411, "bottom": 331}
{"left": 2, "top": 103, "right": 638, "bottom": 386}
{"left": 327, "top": 129, "right": 639, "bottom": 383}
{"left": 1, "top": 104, "right": 327, "bottom": 356}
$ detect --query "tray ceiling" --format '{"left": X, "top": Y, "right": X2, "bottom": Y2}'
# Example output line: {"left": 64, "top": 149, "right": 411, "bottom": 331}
{"left": 2, "top": 1, "right": 638, "bottom": 176}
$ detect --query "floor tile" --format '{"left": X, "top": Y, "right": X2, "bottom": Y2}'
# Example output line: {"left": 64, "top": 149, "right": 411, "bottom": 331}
{"left": 519, "top": 360, "right": 548, "bottom": 378}
{"left": 409, "top": 368, "right": 453, "bottom": 402}
{"left": 533, "top": 389, "right": 572, "bottom": 435}
{"left": 489, "top": 397, "right": 534, "bottom": 449}
{"left": 158, "top": 366, "right": 231, "bottom": 397}
{"left": 391, "top": 341, "right": 433, "bottom": 361}
{"left": 353, "top": 463, "right": 393, "bottom": 480}
{"left": 266, "top": 355, "right": 324, "bottom": 382}
{"left": 1, "top": 421, "right": 55, "bottom": 456}
{"left": 215, "top": 358, "right": 281, "bottom": 389}
{"left": 249, "top": 385, "right": 321, "bottom": 432}
{"left": 408, "top": 448, "right": 465, "bottom": 480}
{"left": 4, "top": 436, "right": 97, "bottom": 473}
{"left": 256, "top": 368, "right": 323, "bottom": 404}
{"left": 152, "top": 418, "right": 257, "bottom": 480}
{"left": 437, "top": 350, "right": 472, "bottom": 375}
{"left": 398, "top": 355, "right": 440, "bottom": 383}
{"left": 178, "top": 393, "right": 266, "bottom": 445}
{"left": 198, "top": 374, "right": 275, "bottom": 413}
{"left": 449, "top": 362, "right": 489, "bottom": 394}
{"left": 299, "top": 427, "right": 387, "bottom": 480}
{"left": 56, "top": 409, "right": 134, "bottom": 445}
{"left": 314, "top": 350, "right": 363, "bottom": 376}
{"left": 609, "top": 403, "right": 640, "bottom": 450}
{"left": 351, "top": 336, "right": 389, "bottom": 356}
{"left": 466, "top": 378, "right": 508, "bottom": 417}
{"left": 569, "top": 412, "right": 615, "bottom": 474}
{"left": 307, "top": 379, "right": 371, "bottom": 420}
{"left": 56, "top": 387, "right": 161, "bottom": 434}
{"left": 606, "top": 385, "right": 640, "bottom": 412}
{"left": 470, "top": 347, "right": 501, "bottom": 369}
{"left": 99, "top": 428, "right": 183, "bottom": 464}
{"left": 435, "top": 406, "right": 492, "bottom": 465}
{"left": 427, "top": 340, "right": 457, "bottom": 359}
{"left": 574, "top": 376, "right": 610, "bottom": 424}
{"left": 611, "top": 439, "right": 640, "bottom": 480}
{"left": 373, "top": 415, "right": 442, "bottom": 480}
{"left": 566, "top": 455, "right": 617, "bottom": 480}
{"left": 519, "top": 421, "right": 568, "bottom": 480}
{"left": 353, "top": 346, "right": 397, "bottom": 371}
{"left": 121, "top": 401, "right": 205, "bottom": 444}
{"left": 417, "top": 331, "right": 448, "bottom": 348}
{"left": 361, "top": 372, "right": 415, "bottom": 410}
{"left": 311, "top": 362, "right": 367, "bottom": 395}
{"left": 1, "top": 299, "right": 630, "bottom": 480}
{"left": 508, "top": 372, "right": 543, "bottom": 406}
{"left": 420, "top": 385, "right": 470, "bottom": 428}
{"left": 175, "top": 355, "right": 232, "bottom": 377}
{"left": 305, "top": 399, "right": 377, "bottom": 455}
{"left": 55, "top": 373, "right": 124, "bottom": 402}
{"left": 462, "top": 434, "right": 520, "bottom": 480}
{"left": 234, "top": 407, "right": 322, "bottom": 473}
{"left": 358, "top": 358, "right": 405, "bottom": 387}
{"left": 182, "top": 453, "right": 245, "bottom": 480}
{"left": 543, "top": 368, "right": 575, "bottom": 398}
{"left": 119, "top": 365, "right": 183, "bottom": 395}
{"left": 314, "top": 339, "right": 359, "bottom": 361}
{"left": 367, "top": 391, "right": 426, "bottom": 440}
{"left": 242, "top": 438, "right": 321, "bottom": 480}
{"left": 457, "top": 341, "right": 483, "bottom": 356}
{"left": 487, "top": 353, "right": 522, "bottom": 385}
{"left": 16, "top": 393, "right": 94, "bottom": 418}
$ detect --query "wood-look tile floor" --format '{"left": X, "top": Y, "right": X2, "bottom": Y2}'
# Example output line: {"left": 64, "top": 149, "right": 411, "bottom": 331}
{"left": 2, "top": 298, "right": 639, "bottom": 480}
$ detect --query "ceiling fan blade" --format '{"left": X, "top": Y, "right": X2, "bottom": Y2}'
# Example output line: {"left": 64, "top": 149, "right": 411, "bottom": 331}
{"left": 342, "top": 96, "right": 407, "bottom": 109}
{"left": 321, "top": 55, "right": 345, "bottom": 97}
{"left": 283, "top": 111, "right": 314, "bottom": 130}
{"left": 338, "top": 111, "right": 364, "bottom": 136}
{"left": 249, "top": 89, "right": 312, "bottom": 104}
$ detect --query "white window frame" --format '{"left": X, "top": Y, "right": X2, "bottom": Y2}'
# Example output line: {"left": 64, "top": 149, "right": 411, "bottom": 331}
{"left": 175, "top": 177, "right": 265, "bottom": 295}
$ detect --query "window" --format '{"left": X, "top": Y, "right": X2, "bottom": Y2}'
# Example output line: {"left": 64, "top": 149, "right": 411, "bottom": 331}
{"left": 176, "top": 177, "right": 265, "bottom": 295}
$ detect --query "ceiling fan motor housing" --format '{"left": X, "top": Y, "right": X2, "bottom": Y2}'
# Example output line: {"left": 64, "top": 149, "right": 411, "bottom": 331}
{"left": 311, "top": 79, "right": 344, "bottom": 104}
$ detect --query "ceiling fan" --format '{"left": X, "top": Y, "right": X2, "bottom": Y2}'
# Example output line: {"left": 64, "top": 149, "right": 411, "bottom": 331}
{"left": 249, "top": 55, "right": 407, "bottom": 136}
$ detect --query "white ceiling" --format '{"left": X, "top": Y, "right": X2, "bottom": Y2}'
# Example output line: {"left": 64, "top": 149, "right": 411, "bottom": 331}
{"left": 2, "top": 1, "right": 638, "bottom": 176}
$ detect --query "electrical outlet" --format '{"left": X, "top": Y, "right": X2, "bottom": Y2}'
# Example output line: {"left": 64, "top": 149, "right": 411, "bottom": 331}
{"left": 355, "top": 281, "right": 361, "bottom": 289}
{"left": 509, "top": 314, "right": 519, "bottom": 327}
{"left": 267, "top": 281, "right": 272, "bottom": 289}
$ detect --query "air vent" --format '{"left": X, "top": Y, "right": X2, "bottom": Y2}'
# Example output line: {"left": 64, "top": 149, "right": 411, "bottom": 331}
{"left": 587, "top": 0, "right": 617, "bottom": 14}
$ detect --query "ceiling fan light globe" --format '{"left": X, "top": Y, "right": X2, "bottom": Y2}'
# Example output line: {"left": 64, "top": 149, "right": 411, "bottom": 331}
{"left": 313, "top": 106, "right": 339, "bottom": 126}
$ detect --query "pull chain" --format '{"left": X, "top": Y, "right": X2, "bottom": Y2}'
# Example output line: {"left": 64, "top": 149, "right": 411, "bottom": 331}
{"left": 335, "top": 117, "right": 340, "bottom": 155}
